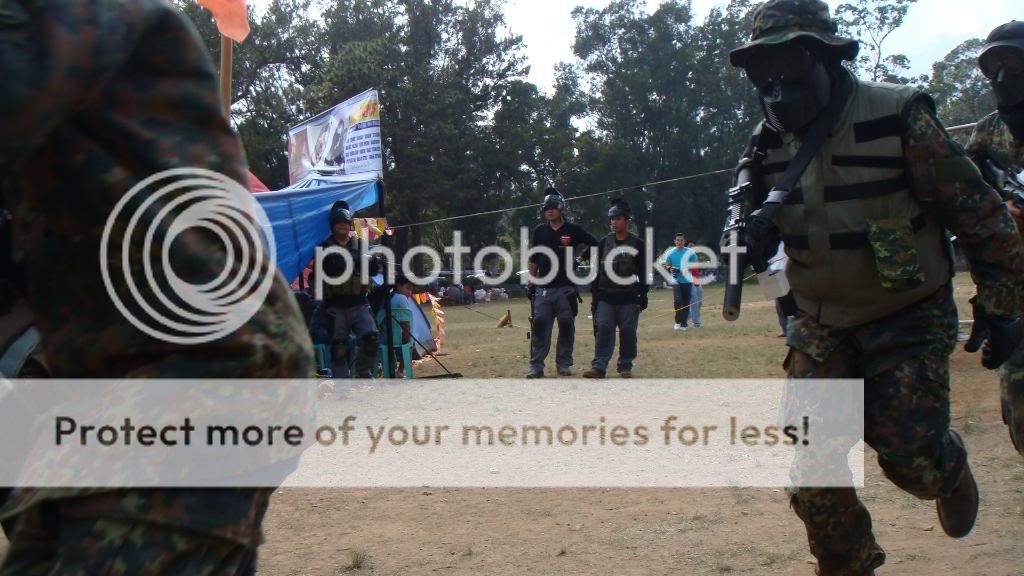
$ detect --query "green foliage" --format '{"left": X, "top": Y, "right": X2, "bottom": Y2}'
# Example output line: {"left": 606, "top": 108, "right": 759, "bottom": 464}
{"left": 172, "top": 0, "right": 971, "bottom": 259}
{"left": 927, "top": 39, "right": 993, "bottom": 128}
{"left": 835, "top": 0, "right": 924, "bottom": 85}
{"left": 567, "top": 0, "right": 759, "bottom": 247}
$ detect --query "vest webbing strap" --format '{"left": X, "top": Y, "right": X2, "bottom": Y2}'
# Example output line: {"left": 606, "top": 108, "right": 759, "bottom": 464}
{"left": 780, "top": 174, "right": 908, "bottom": 206}
{"left": 854, "top": 114, "right": 903, "bottom": 143}
{"left": 767, "top": 154, "right": 905, "bottom": 176}
{"left": 831, "top": 155, "right": 905, "bottom": 169}
{"left": 782, "top": 212, "right": 927, "bottom": 251}
{"left": 824, "top": 174, "right": 908, "bottom": 202}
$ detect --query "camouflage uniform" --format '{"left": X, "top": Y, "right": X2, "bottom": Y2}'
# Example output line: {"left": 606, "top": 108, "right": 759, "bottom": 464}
{"left": 967, "top": 111, "right": 1024, "bottom": 456}
{"left": 731, "top": 1, "right": 1024, "bottom": 574}
{"left": 0, "top": 0, "right": 312, "bottom": 573}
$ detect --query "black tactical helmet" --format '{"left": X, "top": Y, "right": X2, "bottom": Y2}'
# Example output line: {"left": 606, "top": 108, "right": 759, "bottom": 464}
{"left": 979, "top": 21, "right": 1024, "bottom": 78}
{"left": 329, "top": 200, "right": 353, "bottom": 226}
{"left": 607, "top": 198, "right": 631, "bottom": 219}
{"left": 541, "top": 187, "right": 566, "bottom": 212}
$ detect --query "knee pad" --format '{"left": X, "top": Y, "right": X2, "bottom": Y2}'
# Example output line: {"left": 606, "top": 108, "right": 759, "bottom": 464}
{"left": 332, "top": 341, "right": 349, "bottom": 361}
{"left": 361, "top": 333, "right": 380, "bottom": 352}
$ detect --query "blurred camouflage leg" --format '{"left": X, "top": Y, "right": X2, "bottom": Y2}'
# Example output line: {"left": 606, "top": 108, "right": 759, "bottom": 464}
{"left": 0, "top": 490, "right": 269, "bottom": 576}
{"left": 866, "top": 355, "right": 964, "bottom": 500}
{"left": 785, "top": 347, "right": 885, "bottom": 576}
{"left": 999, "top": 345, "right": 1024, "bottom": 456}
{"left": 0, "top": 501, "right": 58, "bottom": 576}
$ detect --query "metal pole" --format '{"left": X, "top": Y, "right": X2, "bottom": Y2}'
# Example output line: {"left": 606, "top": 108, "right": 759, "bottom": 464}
{"left": 377, "top": 179, "right": 395, "bottom": 379}
{"left": 946, "top": 123, "right": 977, "bottom": 136}
{"left": 219, "top": 35, "right": 233, "bottom": 116}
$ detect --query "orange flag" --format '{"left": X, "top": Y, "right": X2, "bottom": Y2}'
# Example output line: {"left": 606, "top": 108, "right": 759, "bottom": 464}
{"left": 197, "top": 0, "right": 250, "bottom": 43}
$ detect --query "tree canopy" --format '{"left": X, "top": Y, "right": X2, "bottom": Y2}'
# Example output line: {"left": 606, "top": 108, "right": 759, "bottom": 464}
{"left": 177, "top": 0, "right": 999, "bottom": 258}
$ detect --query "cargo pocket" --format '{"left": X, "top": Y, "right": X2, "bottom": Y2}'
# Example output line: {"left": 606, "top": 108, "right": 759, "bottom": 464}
{"left": 866, "top": 218, "right": 925, "bottom": 292}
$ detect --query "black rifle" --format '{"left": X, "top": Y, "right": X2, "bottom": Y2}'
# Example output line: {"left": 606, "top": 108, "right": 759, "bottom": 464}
{"left": 721, "top": 157, "right": 765, "bottom": 321}
{"left": 982, "top": 158, "right": 1024, "bottom": 208}
{"left": 526, "top": 286, "right": 535, "bottom": 343}
{"left": 1, "top": 180, "right": 19, "bottom": 316}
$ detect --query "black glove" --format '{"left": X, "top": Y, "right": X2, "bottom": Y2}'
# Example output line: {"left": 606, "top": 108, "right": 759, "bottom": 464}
{"left": 744, "top": 209, "right": 780, "bottom": 271}
{"left": 527, "top": 285, "right": 537, "bottom": 301}
{"left": 590, "top": 288, "right": 600, "bottom": 313}
{"left": 637, "top": 292, "right": 648, "bottom": 311}
{"left": 965, "top": 297, "right": 1023, "bottom": 369}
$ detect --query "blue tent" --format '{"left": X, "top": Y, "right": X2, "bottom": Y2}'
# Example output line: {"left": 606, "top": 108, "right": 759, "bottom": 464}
{"left": 254, "top": 174, "right": 381, "bottom": 283}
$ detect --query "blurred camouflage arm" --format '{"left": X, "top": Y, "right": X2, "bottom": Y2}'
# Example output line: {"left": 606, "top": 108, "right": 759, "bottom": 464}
{"left": 905, "top": 100, "right": 1024, "bottom": 317}
{"left": 0, "top": 0, "right": 140, "bottom": 164}
{"left": 965, "top": 120, "right": 989, "bottom": 169}
{"left": 965, "top": 114, "right": 1005, "bottom": 191}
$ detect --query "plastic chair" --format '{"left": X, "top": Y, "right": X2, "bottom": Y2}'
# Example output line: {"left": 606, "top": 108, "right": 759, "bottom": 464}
{"left": 313, "top": 344, "right": 333, "bottom": 377}
{"left": 378, "top": 307, "right": 414, "bottom": 379}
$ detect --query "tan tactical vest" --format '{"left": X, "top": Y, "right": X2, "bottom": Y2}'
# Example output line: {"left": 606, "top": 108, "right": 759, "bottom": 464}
{"left": 758, "top": 80, "right": 951, "bottom": 327}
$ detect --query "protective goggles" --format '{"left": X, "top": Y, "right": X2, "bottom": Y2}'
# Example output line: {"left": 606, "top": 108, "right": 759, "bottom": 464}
{"left": 743, "top": 43, "right": 817, "bottom": 88}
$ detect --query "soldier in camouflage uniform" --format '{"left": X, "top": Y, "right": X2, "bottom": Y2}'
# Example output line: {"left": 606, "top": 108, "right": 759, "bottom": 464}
{"left": 966, "top": 21, "right": 1024, "bottom": 458}
{"left": 0, "top": 0, "right": 312, "bottom": 573}
{"left": 729, "top": 1, "right": 1024, "bottom": 574}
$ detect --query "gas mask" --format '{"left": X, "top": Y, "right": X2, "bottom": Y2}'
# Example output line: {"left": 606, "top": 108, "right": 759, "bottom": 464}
{"left": 745, "top": 43, "right": 833, "bottom": 134}
{"left": 980, "top": 46, "right": 1024, "bottom": 140}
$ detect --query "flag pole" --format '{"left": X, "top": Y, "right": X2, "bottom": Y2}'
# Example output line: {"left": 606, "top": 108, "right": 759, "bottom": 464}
{"left": 219, "top": 34, "right": 233, "bottom": 115}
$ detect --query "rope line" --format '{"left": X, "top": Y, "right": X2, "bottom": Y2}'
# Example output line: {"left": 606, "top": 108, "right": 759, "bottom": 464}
{"left": 390, "top": 168, "right": 733, "bottom": 230}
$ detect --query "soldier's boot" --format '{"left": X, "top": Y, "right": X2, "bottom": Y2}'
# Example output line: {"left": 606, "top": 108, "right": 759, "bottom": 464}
{"left": 936, "top": 430, "right": 979, "bottom": 538}
{"left": 582, "top": 369, "right": 606, "bottom": 379}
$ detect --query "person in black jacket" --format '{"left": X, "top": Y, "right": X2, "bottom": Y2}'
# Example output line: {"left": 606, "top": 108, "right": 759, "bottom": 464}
{"left": 584, "top": 198, "right": 648, "bottom": 378}
{"left": 525, "top": 188, "right": 599, "bottom": 378}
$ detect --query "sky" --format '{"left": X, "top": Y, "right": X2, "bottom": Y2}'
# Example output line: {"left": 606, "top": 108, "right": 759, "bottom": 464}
{"left": 502, "top": 0, "right": 1020, "bottom": 93}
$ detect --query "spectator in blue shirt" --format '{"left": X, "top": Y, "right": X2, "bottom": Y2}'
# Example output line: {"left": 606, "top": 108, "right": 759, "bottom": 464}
{"left": 659, "top": 233, "right": 697, "bottom": 330}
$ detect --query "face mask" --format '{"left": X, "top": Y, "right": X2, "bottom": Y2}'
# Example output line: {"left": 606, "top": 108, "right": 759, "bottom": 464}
{"left": 998, "top": 100, "right": 1024, "bottom": 142}
{"left": 979, "top": 46, "right": 1024, "bottom": 139}
{"left": 745, "top": 44, "right": 832, "bottom": 134}
{"left": 759, "top": 61, "right": 832, "bottom": 134}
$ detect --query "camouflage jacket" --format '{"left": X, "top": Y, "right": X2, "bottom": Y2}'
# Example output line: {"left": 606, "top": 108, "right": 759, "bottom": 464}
{"left": 901, "top": 100, "right": 1024, "bottom": 318}
{"left": 0, "top": 0, "right": 312, "bottom": 543}
{"left": 967, "top": 111, "right": 1024, "bottom": 173}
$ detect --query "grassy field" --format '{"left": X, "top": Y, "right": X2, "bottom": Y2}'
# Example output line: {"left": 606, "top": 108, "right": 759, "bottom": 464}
{"left": 415, "top": 281, "right": 788, "bottom": 380}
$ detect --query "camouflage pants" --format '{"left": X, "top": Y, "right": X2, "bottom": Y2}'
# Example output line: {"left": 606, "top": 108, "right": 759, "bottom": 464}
{"left": 785, "top": 285, "right": 965, "bottom": 576}
{"left": 998, "top": 341, "right": 1024, "bottom": 457}
{"left": 0, "top": 489, "right": 269, "bottom": 576}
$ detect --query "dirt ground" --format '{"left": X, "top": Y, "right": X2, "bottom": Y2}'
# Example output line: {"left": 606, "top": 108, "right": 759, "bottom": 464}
{"left": 3, "top": 280, "right": 1024, "bottom": 575}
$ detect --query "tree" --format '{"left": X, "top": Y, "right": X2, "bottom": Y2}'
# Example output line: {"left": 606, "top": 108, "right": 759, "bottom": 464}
{"left": 927, "top": 39, "right": 993, "bottom": 128}
{"left": 835, "top": 0, "right": 923, "bottom": 84}
{"left": 175, "top": 0, "right": 323, "bottom": 188}
{"left": 568, "top": 0, "right": 760, "bottom": 247}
